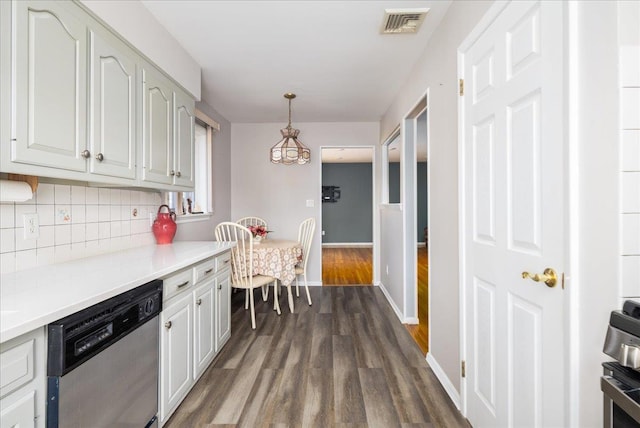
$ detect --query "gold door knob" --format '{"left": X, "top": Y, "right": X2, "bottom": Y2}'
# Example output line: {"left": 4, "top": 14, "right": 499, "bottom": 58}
{"left": 522, "top": 268, "right": 557, "bottom": 288}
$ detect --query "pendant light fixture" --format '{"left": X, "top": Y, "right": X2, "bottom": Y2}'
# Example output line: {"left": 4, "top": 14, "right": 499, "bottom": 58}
{"left": 270, "top": 93, "right": 310, "bottom": 165}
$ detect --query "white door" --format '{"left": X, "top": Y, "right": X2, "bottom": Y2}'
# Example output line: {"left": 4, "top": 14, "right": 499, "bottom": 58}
{"left": 88, "top": 28, "right": 136, "bottom": 180}
{"left": 460, "top": 1, "right": 566, "bottom": 427}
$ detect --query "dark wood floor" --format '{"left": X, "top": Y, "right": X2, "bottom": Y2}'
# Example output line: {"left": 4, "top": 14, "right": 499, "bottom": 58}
{"left": 405, "top": 247, "right": 429, "bottom": 355}
{"left": 322, "top": 246, "right": 429, "bottom": 355}
{"left": 164, "top": 286, "right": 468, "bottom": 427}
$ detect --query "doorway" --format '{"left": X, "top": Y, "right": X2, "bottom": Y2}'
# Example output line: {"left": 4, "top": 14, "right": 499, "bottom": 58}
{"left": 320, "top": 147, "right": 374, "bottom": 285}
{"left": 403, "top": 96, "right": 429, "bottom": 354}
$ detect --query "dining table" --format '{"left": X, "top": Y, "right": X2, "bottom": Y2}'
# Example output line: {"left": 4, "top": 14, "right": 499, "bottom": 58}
{"left": 247, "top": 238, "right": 302, "bottom": 314}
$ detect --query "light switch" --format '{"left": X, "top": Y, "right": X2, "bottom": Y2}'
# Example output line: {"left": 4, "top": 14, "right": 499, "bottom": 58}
{"left": 306, "top": 199, "right": 314, "bottom": 208}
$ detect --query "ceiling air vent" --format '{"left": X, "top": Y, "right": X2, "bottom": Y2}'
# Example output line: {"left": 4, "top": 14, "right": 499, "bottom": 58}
{"left": 381, "top": 8, "right": 430, "bottom": 34}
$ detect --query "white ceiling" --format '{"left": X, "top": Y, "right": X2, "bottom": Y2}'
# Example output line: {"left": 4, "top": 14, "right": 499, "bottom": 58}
{"left": 140, "top": 0, "right": 451, "bottom": 124}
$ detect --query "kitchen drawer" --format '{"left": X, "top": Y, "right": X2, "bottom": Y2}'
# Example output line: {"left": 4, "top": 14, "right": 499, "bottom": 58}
{"left": 163, "top": 268, "right": 193, "bottom": 301}
{"left": 216, "top": 251, "right": 231, "bottom": 272}
{"left": 193, "top": 257, "right": 216, "bottom": 285}
{"left": 0, "top": 334, "right": 35, "bottom": 399}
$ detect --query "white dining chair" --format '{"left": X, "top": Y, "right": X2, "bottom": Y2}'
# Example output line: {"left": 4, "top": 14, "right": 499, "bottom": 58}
{"left": 214, "top": 222, "right": 277, "bottom": 329}
{"left": 295, "top": 217, "right": 315, "bottom": 306}
{"left": 236, "top": 216, "right": 268, "bottom": 228}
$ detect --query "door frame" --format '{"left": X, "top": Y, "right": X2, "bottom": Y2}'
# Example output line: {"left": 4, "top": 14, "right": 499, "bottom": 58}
{"left": 403, "top": 90, "right": 430, "bottom": 325}
{"left": 456, "top": 0, "right": 577, "bottom": 424}
{"left": 319, "top": 146, "right": 376, "bottom": 285}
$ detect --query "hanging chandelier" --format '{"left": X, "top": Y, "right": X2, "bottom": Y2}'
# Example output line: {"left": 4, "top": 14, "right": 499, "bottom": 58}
{"left": 270, "top": 93, "right": 310, "bottom": 165}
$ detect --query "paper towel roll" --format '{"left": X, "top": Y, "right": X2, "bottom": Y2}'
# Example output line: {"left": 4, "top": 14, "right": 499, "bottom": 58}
{"left": 0, "top": 179, "right": 33, "bottom": 202}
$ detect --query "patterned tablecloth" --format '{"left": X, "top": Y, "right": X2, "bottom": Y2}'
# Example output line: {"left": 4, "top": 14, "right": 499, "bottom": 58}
{"left": 245, "top": 238, "right": 302, "bottom": 286}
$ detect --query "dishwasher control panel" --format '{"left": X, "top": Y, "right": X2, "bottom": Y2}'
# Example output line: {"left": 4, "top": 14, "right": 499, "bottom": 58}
{"left": 47, "top": 279, "right": 163, "bottom": 376}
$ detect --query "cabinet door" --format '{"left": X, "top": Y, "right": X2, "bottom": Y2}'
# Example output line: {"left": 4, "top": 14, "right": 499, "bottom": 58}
{"left": 142, "top": 67, "right": 173, "bottom": 185}
{"left": 0, "top": 390, "right": 35, "bottom": 428}
{"left": 216, "top": 271, "right": 231, "bottom": 350}
{"left": 159, "top": 293, "right": 192, "bottom": 423}
{"left": 12, "top": 0, "right": 87, "bottom": 171}
{"left": 193, "top": 280, "right": 215, "bottom": 380}
{"left": 88, "top": 28, "right": 136, "bottom": 180}
{"left": 173, "top": 90, "right": 195, "bottom": 188}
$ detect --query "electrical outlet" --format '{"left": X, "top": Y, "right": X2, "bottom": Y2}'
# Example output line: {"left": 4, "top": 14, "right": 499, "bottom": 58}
{"left": 322, "top": 230, "right": 325, "bottom": 236}
{"left": 23, "top": 213, "right": 39, "bottom": 240}
{"left": 306, "top": 199, "right": 314, "bottom": 208}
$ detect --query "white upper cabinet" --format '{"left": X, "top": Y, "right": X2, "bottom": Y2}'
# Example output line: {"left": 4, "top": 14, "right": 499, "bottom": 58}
{"left": 142, "top": 67, "right": 196, "bottom": 190}
{"left": 142, "top": 66, "right": 173, "bottom": 186}
{"left": 12, "top": 1, "right": 87, "bottom": 172}
{"left": 88, "top": 27, "right": 136, "bottom": 180}
{"left": 0, "top": 0, "right": 195, "bottom": 191}
{"left": 173, "top": 90, "right": 195, "bottom": 188}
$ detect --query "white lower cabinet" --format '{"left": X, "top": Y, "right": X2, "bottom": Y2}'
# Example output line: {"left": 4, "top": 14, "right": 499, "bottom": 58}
{"left": 159, "top": 292, "right": 192, "bottom": 424}
{"left": 0, "top": 328, "right": 45, "bottom": 428}
{"left": 159, "top": 251, "right": 231, "bottom": 426}
{"left": 193, "top": 278, "right": 215, "bottom": 380}
{"left": 216, "top": 269, "right": 231, "bottom": 351}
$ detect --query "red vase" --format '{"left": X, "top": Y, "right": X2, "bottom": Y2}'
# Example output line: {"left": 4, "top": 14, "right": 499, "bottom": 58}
{"left": 152, "top": 205, "right": 177, "bottom": 245}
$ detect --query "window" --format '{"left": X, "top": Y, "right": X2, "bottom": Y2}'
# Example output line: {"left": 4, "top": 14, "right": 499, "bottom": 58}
{"left": 164, "top": 110, "right": 218, "bottom": 221}
{"left": 382, "top": 130, "right": 401, "bottom": 204}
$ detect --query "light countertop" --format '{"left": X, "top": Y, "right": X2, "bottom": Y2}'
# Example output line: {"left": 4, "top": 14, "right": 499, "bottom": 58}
{"left": 0, "top": 241, "right": 234, "bottom": 343}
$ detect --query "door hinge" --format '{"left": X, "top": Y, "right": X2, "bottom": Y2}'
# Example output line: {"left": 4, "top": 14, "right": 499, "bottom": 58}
{"left": 459, "top": 78, "right": 464, "bottom": 96}
{"left": 461, "top": 360, "right": 466, "bottom": 378}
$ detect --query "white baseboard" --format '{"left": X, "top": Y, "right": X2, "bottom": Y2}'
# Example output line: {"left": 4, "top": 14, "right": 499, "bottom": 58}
{"left": 417, "top": 242, "right": 426, "bottom": 248}
{"left": 322, "top": 242, "right": 373, "bottom": 248}
{"left": 404, "top": 317, "right": 419, "bottom": 325}
{"left": 377, "top": 282, "right": 405, "bottom": 323}
{"left": 426, "top": 352, "right": 461, "bottom": 411}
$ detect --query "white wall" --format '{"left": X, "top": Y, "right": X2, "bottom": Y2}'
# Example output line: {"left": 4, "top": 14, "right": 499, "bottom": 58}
{"left": 379, "top": 0, "right": 494, "bottom": 396}
{"left": 79, "top": 0, "right": 201, "bottom": 99}
{"left": 574, "top": 2, "right": 637, "bottom": 426}
{"left": 231, "top": 122, "right": 379, "bottom": 285}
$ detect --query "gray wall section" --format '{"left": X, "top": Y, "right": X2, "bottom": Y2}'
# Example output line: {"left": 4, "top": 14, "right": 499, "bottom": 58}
{"left": 389, "top": 162, "right": 400, "bottom": 203}
{"left": 322, "top": 163, "right": 373, "bottom": 243}
{"left": 417, "top": 162, "right": 428, "bottom": 243}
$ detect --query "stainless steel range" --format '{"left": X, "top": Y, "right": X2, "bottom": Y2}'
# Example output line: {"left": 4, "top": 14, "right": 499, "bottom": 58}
{"left": 602, "top": 300, "right": 640, "bottom": 427}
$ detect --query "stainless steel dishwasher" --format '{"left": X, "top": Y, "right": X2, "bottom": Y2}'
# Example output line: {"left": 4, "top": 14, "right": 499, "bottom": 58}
{"left": 46, "top": 280, "right": 162, "bottom": 428}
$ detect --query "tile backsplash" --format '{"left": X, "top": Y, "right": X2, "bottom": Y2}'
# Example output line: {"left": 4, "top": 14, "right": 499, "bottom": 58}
{"left": 0, "top": 183, "right": 163, "bottom": 274}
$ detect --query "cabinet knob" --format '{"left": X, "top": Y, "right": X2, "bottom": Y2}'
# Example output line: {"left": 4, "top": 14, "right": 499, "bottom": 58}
{"left": 165, "top": 321, "right": 172, "bottom": 329}
{"left": 95, "top": 153, "right": 104, "bottom": 162}
{"left": 81, "top": 150, "right": 91, "bottom": 159}
{"left": 176, "top": 171, "right": 182, "bottom": 177}
{"left": 196, "top": 298, "right": 202, "bottom": 305}
{"left": 170, "top": 170, "right": 176, "bottom": 176}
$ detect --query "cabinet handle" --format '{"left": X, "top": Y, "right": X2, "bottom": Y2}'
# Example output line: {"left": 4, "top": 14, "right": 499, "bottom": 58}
{"left": 218, "top": 284, "right": 222, "bottom": 290}
{"left": 223, "top": 259, "right": 230, "bottom": 265}
{"left": 81, "top": 150, "right": 91, "bottom": 159}
{"left": 170, "top": 170, "right": 176, "bottom": 176}
{"left": 165, "top": 321, "right": 172, "bottom": 329}
{"left": 176, "top": 171, "right": 182, "bottom": 177}
{"left": 196, "top": 298, "right": 202, "bottom": 305}
{"left": 204, "top": 268, "right": 213, "bottom": 275}
{"left": 177, "top": 280, "right": 189, "bottom": 288}
{"left": 95, "top": 152, "right": 104, "bottom": 162}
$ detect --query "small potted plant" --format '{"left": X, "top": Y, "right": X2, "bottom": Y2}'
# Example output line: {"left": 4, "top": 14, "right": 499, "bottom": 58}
{"left": 248, "top": 225, "right": 270, "bottom": 242}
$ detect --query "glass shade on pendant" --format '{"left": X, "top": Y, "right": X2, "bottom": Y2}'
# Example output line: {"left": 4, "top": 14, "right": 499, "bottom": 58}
{"left": 270, "top": 127, "right": 311, "bottom": 165}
